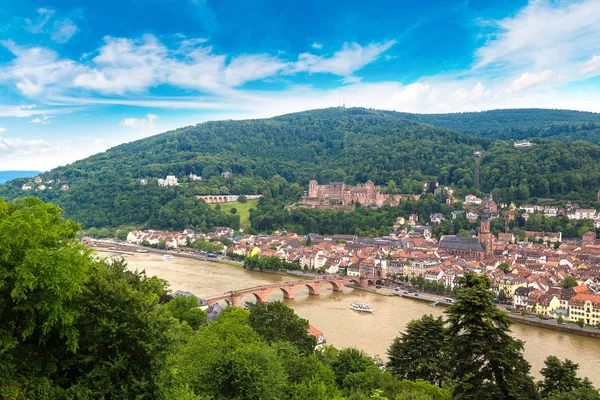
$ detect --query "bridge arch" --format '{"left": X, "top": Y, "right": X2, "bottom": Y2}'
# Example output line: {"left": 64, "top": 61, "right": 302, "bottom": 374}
{"left": 279, "top": 286, "right": 296, "bottom": 299}
{"left": 348, "top": 279, "right": 362, "bottom": 287}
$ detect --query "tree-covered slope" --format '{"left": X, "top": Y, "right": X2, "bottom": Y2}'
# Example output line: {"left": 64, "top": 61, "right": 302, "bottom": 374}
{"left": 395, "top": 108, "right": 600, "bottom": 143}
{"left": 2, "top": 107, "right": 600, "bottom": 230}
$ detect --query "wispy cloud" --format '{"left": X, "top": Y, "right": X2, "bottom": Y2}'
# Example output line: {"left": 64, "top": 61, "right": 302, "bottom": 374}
{"left": 0, "top": 127, "right": 6, "bottom": 133}
{"left": 24, "top": 8, "right": 79, "bottom": 43}
{"left": 475, "top": 0, "right": 600, "bottom": 72}
{"left": 294, "top": 40, "right": 396, "bottom": 80}
{"left": 30, "top": 115, "right": 53, "bottom": 124}
{"left": 51, "top": 19, "right": 79, "bottom": 44}
{"left": 581, "top": 55, "right": 600, "bottom": 76}
{"left": 506, "top": 70, "right": 555, "bottom": 94}
{"left": 312, "top": 42, "right": 323, "bottom": 49}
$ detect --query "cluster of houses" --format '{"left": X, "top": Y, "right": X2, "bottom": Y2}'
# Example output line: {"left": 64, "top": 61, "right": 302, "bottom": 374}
{"left": 21, "top": 176, "right": 69, "bottom": 191}
{"left": 122, "top": 222, "right": 600, "bottom": 326}
{"left": 518, "top": 202, "right": 600, "bottom": 227}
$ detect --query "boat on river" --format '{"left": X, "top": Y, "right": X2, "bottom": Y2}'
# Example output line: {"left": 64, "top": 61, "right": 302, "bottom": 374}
{"left": 163, "top": 254, "right": 174, "bottom": 261}
{"left": 350, "top": 303, "right": 374, "bottom": 313}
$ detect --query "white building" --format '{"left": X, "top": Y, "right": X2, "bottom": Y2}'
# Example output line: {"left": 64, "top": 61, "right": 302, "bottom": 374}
{"left": 568, "top": 208, "right": 597, "bottom": 220}
{"left": 140, "top": 178, "right": 147, "bottom": 185}
{"left": 544, "top": 206, "right": 558, "bottom": 217}
{"left": 189, "top": 173, "right": 202, "bottom": 181}
{"left": 21, "top": 184, "right": 32, "bottom": 190}
{"left": 158, "top": 175, "right": 179, "bottom": 187}
{"left": 464, "top": 194, "right": 482, "bottom": 205}
{"left": 514, "top": 141, "right": 534, "bottom": 148}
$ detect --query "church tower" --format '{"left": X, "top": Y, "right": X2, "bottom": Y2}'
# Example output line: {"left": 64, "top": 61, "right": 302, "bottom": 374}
{"left": 478, "top": 216, "right": 494, "bottom": 260}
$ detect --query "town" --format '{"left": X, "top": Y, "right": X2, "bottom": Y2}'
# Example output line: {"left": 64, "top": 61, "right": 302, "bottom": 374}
{"left": 101, "top": 187, "right": 600, "bottom": 329}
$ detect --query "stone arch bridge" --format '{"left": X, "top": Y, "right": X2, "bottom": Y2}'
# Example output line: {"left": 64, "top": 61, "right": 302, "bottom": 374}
{"left": 203, "top": 277, "right": 374, "bottom": 307}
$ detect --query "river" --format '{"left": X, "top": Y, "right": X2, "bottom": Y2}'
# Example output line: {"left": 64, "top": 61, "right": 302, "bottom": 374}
{"left": 111, "top": 251, "right": 600, "bottom": 385}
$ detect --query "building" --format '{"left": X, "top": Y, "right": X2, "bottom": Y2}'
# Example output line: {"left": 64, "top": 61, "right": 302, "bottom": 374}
{"left": 513, "top": 286, "right": 534, "bottom": 309}
{"left": 514, "top": 140, "right": 534, "bottom": 148}
{"left": 478, "top": 217, "right": 494, "bottom": 260}
{"left": 60, "top": 184, "right": 70, "bottom": 191}
{"left": 568, "top": 293, "right": 600, "bottom": 326}
{"left": 525, "top": 231, "right": 562, "bottom": 243}
{"left": 140, "top": 178, "right": 147, "bottom": 185}
{"left": 33, "top": 176, "right": 43, "bottom": 184}
{"left": 21, "top": 183, "right": 32, "bottom": 190}
{"left": 568, "top": 208, "right": 597, "bottom": 220}
{"left": 189, "top": 173, "right": 202, "bottom": 181}
{"left": 430, "top": 213, "right": 445, "bottom": 224}
{"left": 300, "top": 180, "right": 410, "bottom": 209}
{"left": 158, "top": 175, "right": 179, "bottom": 187}
{"left": 497, "top": 275, "right": 527, "bottom": 297}
{"left": 464, "top": 194, "right": 482, "bottom": 205}
{"left": 439, "top": 235, "right": 485, "bottom": 259}
{"left": 221, "top": 171, "right": 232, "bottom": 179}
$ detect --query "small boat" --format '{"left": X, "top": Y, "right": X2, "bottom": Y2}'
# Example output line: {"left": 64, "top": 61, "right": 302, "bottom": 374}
{"left": 350, "top": 303, "right": 374, "bottom": 313}
{"left": 429, "top": 301, "right": 438, "bottom": 307}
{"left": 163, "top": 254, "right": 174, "bottom": 261}
{"left": 136, "top": 249, "right": 148, "bottom": 253}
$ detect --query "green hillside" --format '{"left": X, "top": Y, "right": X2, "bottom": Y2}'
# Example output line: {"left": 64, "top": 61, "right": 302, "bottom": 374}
{"left": 395, "top": 108, "right": 600, "bottom": 143}
{"left": 2, "top": 107, "right": 600, "bottom": 232}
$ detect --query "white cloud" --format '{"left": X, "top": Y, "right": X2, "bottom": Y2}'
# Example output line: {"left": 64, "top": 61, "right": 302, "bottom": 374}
{"left": 0, "top": 40, "right": 82, "bottom": 97}
{"left": 51, "top": 19, "right": 79, "bottom": 43}
{"left": 506, "top": 70, "right": 555, "bottom": 93}
{"left": 476, "top": 0, "right": 600, "bottom": 71}
{"left": 30, "top": 115, "right": 53, "bottom": 124}
{"left": 25, "top": 8, "right": 55, "bottom": 33}
{"left": 0, "top": 128, "right": 5, "bottom": 133}
{"left": 312, "top": 42, "right": 323, "bottom": 49}
{"left": 121, "top": 113, "right": 158, "bottom": 128}
{"left": 294, "top": 40, "right": 396, "bottom": 79}
{"left": 581, "top": 55, "right": 600, "bottom": 76}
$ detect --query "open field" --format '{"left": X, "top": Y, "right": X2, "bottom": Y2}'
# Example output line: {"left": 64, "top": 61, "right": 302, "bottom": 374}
{"left": 211, "top": 199, "right": 258, "bottom": 228}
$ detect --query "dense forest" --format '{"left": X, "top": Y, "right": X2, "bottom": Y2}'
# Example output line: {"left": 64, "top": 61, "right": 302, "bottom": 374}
{"left": 396, "top": 108, "right": 600, "bottom": 143}
{"left": 2, "top": 107, "right": 600, "bottom": 232}
{"left": 2, "top": 198, "right": 598, "bottom": 399}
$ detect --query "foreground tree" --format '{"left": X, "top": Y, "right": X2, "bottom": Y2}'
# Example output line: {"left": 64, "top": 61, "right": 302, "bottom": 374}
{"left": 247, "top": 301, "right": 316, "bottom": 354}
{"left": 0, "top": 198, "right": 94, "bottom": 393}
{"left": 387, "top": 315, "right": 448, "bottom": 387}
{"left": 162, "top": 294, "right": 207, "bottom": 330}
{"left": 538, "top": 356, "right": 597, "bottom": 398}
{"left": 446, "top": 273, "right": 540, "bottom": 400}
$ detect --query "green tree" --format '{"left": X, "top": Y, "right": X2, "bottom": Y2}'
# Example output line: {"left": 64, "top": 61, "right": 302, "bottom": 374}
{"left": 446, "top": 273, "right": 540, "bottom": 400}
{"left": 116, "top": 229, "right": 129, "bottom": 241}
{"left": 498, "top": 289, "right": 507, "bottom": 303}
{"left": 238, "top": 195, "right": 248, "bottom": 203}
{"left": 0, "top": 198, "right": 95, "bottom": 392}
{"left": 557, "top": 315, "right": 565, "bottom": 324}
{"left": 562, "top": 276, "right": 578, "bottom": 289}
{"left": 247, "top": 301, "right": 316, "bottom": 354}
{"left": 538, "top": 356, "right": 590, "bottom": 397}
{"left": 163, "top": 294, "right": 207, "bottom": 330}
{"left": 230, "top": 207, "right": 237, "bottom": 214}
{"left": 306, "top": 236, "right": 312, "bottom": 246}
{"left": 157, "top": 238, "right": 167, "bottom": 250}
{"left": 387, "top": 315, "right": 448, "bottom": 386}
{"left": 576, "top": 319, "right": 585, "bottom": 328}
{"left": 498, "top": 262, "right": 511, "bottom": 273}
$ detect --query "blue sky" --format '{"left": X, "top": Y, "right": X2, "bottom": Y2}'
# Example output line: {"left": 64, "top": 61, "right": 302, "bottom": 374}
{"left": 1, "top": 0, "right": 600, "bottom": 170}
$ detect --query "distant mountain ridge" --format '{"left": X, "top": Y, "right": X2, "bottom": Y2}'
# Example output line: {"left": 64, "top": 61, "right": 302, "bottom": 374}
{"left": 0, "top": 171, "right": 42, "bottom": 184}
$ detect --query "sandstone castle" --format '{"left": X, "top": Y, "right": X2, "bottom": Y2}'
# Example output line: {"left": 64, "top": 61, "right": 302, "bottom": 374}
{"left": 299, "top": 180, "right": 418, "bottom": 210}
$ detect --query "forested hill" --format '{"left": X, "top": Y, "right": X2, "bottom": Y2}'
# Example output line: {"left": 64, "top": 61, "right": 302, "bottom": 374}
{"left": 394, "top": 108, "right": 600, "bottom": 143}
{"left": 2, "top": 107, "right": 600, "bottom": 230}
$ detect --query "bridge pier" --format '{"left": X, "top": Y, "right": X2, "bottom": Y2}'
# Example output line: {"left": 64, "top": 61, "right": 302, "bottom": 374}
{"left": 281, "top": 286, "right": 297, "bottom": 299}
{"left": 306, "top": 282, "right": 321, "bottom": 295}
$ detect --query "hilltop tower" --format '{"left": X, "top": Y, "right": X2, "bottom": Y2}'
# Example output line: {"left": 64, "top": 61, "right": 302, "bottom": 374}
{"left": 474, "top": 151, "right": 482, "bottom": 190}
{"left": 478, "top": 215, "right": 494, "bottom": 260}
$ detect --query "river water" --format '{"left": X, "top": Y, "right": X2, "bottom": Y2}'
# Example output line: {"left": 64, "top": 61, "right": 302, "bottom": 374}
{"left": 112, "top": 252, "right": 600, "bottom": 385}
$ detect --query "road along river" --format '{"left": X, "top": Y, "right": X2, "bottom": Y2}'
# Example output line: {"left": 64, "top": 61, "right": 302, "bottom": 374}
{"left": 108, "top": 251, "right": 600, "bottom": 385}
